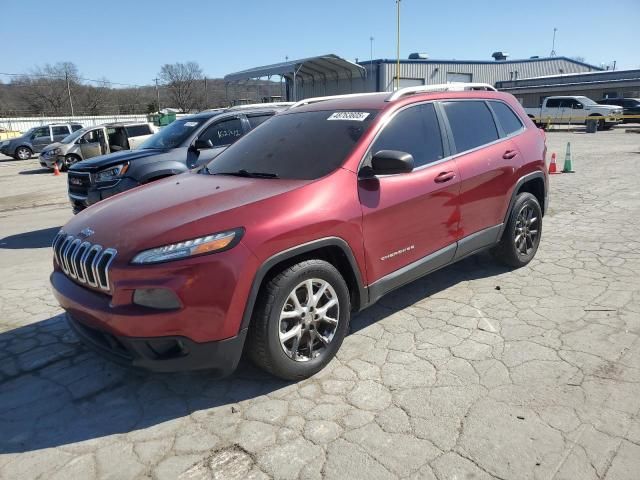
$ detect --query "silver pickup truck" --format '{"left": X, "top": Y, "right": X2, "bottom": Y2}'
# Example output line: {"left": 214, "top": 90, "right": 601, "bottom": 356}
{"left": 524, "top": 96, "right": 623, "bottom": 130}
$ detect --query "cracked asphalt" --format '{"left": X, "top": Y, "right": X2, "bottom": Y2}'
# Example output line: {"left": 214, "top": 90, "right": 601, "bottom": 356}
{"left": 1, "top": 130, "right": 639, "bottom": 480}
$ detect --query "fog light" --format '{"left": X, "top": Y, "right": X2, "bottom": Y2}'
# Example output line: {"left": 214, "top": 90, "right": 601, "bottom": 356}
{"left": 133, "top": 288, "right": 181, "bottom": 310}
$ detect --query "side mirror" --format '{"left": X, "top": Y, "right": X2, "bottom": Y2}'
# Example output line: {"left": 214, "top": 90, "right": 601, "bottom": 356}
{"left": 370, "top": 150, "right": 414, "bottom": 176}
{"left": 193, "top": 139, "right": 213, "bottom": 150}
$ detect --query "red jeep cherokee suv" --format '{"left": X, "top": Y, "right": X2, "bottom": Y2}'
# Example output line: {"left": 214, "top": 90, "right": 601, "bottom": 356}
{"left": 51, "top": 86, "right": 548, "bottom": 380}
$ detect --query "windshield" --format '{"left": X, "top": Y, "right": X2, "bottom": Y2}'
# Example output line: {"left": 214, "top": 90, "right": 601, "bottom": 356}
{"left": 61, "top": 127, "right": 90, "bottom": 144}
{"left": 206, "top": 110, "right": 377, "bottom": 180}
{"left": 139, "top": 117, "right": 208, "bottom": 149}
{"left": 576, "top": 97, "right": 597, "bottom": 106}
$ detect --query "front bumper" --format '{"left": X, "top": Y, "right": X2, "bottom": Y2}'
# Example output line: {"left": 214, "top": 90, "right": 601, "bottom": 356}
{"left": 69, "top": 177, "right": 140, "bottom": 214}
{"left": 67, "top": 313, "right": 246, "bottom": 374}
{"left": 40, "top": 153, "right": 58, "bottom": 168}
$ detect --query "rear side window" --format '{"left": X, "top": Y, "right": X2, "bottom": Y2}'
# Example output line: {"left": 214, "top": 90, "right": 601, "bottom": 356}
{"left": 71, "top": 124, "right": 83, "bottom": 131}
{"left": 52, "top": 126, "right": 70, "bottom": 136}
{"left": 126, "top": 125, "right": 152, "bottom": 137}
{"left": 247, "top": 114, "right": 274, "bottom": 129}
{"left": 489, "top": 101, "right": 524, "bottom": 136}
{"left": 199, "top": 117, "right": 244, "bottom": 147}
{"left": 371, "top": 103, "right": 443, "bottom": 168}
{"left": 443, "top": 101, "right": 499, "bottom": 153}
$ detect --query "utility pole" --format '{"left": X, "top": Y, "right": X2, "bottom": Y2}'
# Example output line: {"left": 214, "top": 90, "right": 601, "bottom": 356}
{"left": 153, "top": 78, "right": 160, "bottom": 112}
{"left": 204, "top": 77, "right": 208, "bottom": 109}
{"left": 550, "top": 27, "right": 557, "bottom": 57}
{"left": 65, "top": 71, "right": 75, "bottom": 116}
{"left": 396, "top": 0, "right": 401, "bottom": 90}
{"left": 370, "top": 36, "right": 374, "bottom": 63}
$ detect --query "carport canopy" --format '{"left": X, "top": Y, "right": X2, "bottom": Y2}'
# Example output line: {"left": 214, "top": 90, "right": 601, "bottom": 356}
{"left": 224, "top": 54, "right": 366, "bottom": 100}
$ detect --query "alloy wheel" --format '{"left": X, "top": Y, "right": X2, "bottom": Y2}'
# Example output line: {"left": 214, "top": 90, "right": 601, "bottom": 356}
{"left": 16, "top": 147, "right": 31, "bottom": 160}
{"left": 514, "top": 203, "right": 539, "bottom": 256}
{"left": 278, "top": 278, "right": 339, "bottom": 362}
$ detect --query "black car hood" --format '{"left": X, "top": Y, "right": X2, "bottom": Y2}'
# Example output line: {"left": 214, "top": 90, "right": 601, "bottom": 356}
{"left": 70, "top": 148, "right": 173, "bottom": 173}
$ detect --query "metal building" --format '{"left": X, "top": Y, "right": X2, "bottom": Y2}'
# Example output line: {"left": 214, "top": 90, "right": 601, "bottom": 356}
{"left": 224, "top": 53, "right": 601, "bottom": 101}
{"left": 495, "top": 69, "right": 640, "bottom": 107}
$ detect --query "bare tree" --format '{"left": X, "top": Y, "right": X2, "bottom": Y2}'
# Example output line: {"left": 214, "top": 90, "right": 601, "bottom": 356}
{"left": 158, "top": 62, "right": 204, "bottom": 112}
{"left": 13, "top": 62, "right": 79, "bottom": 115}
{"left": 77, "top": 78, "right": 110, "bottom": 115}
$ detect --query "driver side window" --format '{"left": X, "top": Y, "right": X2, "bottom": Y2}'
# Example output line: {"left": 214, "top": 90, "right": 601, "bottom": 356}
{"left": 370, "top": 103, "right": 444, "bottom": 169}
{"left": 199, "top": 118, "right": 243, "bottom": 148}
{"left": 33, "top": 127, "right": 50, "bottom": 139}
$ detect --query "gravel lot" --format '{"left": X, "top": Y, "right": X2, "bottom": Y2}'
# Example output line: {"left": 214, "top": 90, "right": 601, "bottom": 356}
{"left": 1, "top": 130, "right": 639, "bottom": 480}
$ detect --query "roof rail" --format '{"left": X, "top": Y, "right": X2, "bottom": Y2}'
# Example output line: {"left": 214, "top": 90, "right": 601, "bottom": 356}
{"left": 289, "top": 92, "right": 380, "bottom": 109}
{"left": 386, "top": 82, "right": 497, "bottom": 102}
{"left": 227, "top": 102, "right": 294, "bottom": 111}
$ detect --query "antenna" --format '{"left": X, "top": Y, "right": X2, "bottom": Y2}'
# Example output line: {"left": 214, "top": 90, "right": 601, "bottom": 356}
{"left": 550, "top": 27, "right": 557, "bottom": 57}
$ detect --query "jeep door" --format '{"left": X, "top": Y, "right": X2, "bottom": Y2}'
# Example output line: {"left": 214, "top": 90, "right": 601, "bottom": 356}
{"left": 30, "top": 126, "right": 52, "bottom": 152}
{"left": 441, "top": 100, "right": 521, "bottom": 241}
{"left": 79, "top": 128, "right": 107, "bottom": 159}
{"left": 189, "top": 116, "right": 247, "bottom": 168}
{"left": 359, "top": 103, "right": 461, "bottom": 282}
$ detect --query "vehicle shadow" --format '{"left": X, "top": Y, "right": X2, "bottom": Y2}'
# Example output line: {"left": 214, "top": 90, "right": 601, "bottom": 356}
{"left": 18, "top": 168, "right": 54, "bottom": 175}
{"left": 0, "top": 252, "right": 509, "bottom": 454}
{"left": 0, "top": 226, "right": 61, "bottom": 249}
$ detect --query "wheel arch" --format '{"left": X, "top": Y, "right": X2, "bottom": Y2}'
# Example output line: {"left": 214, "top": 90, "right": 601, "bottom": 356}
{"left": 498, "top": 171, "right": 546, "bottom": 239}
{"left": 240, "top": 237, "right": 367, "bottom": 332}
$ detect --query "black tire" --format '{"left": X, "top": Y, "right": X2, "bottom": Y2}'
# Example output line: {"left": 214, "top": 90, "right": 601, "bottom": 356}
{"left": 62, "top": 154, "right": 81, "bottom": 171}
{"left": 246, "top": 259, "right": 351, "bottom": 380}
{"left": 14, "top": 146, "right": 32, "bottom": 160}
{"left": 491, "top": 192, "right": 542, "bottom": 268}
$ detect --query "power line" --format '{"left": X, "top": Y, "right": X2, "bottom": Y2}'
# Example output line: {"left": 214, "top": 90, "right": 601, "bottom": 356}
{"left": 0, "top": 71, "right": 146, "bottom": 88}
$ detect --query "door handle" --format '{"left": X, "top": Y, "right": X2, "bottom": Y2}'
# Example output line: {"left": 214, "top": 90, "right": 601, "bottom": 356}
{"left": 503, "top": 150, "right": 518, "bottom": 159}
{"left": 434, "top": 171, "right": 456, "bottom": 183}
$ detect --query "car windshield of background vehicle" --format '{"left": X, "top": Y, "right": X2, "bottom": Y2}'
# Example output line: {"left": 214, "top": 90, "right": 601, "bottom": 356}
{"left": 61, "top": 127, "right": 89, "bottom": 144}
{"left": 576, "top": 96, "right": 597, "bottom": 106}
{"left": 139, "top": 118, "right": 207, "bottom": 149}
{"left": 206, "top": 110, "right": 378, "bottom": 180}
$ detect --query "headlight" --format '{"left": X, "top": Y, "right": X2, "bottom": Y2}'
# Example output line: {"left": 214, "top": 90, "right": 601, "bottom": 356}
{"left": 95, "top": 163, "right": 129, "bottom": 182}
{"left": 131, "top": 228, "right": 244, "bottom": 264}
{"left": 54, "top": 148, "right": 62, "bottom": 155}
{"left": 0, "top": 141, "right": 8, "bottom": 147}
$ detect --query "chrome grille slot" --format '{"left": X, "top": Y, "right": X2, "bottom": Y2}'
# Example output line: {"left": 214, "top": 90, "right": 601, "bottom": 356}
{"left": 51, "top": 231, "right": 117, "bottom": 292}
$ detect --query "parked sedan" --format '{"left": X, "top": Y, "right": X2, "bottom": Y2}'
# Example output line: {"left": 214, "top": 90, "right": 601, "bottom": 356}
{"left": 67, "top": 104, "right": 291, "bottom": 214}
{"left": 597, "top": 98, "right": 640, "bottom": 124}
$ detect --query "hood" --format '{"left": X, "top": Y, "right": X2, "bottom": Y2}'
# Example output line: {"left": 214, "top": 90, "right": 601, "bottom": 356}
{"left": 70, "top": 148, "right": 170, "bottom": 172}
{"left": 61, "top": 172, "right": 309, "bottom": 259}
{"left": 41, "top": 142, "right": 62, "bottom": 153}
{"left": 593, "top": 104, "right": 622, "bottom": 111}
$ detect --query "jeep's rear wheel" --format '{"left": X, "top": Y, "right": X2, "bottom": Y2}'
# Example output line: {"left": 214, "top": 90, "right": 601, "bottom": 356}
{"left": 492, "top": 192, "right": 542, "bottom": 268}
{"left": 247, "top": 259, "right": 350, "bottom": 380}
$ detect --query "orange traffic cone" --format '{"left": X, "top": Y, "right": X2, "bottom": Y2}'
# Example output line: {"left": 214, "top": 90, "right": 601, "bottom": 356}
{"left": 548, "top": 153, "right": 561, "bottom": 174}
{"left": 53, "top": 162, "right": 61, "bottom": 176}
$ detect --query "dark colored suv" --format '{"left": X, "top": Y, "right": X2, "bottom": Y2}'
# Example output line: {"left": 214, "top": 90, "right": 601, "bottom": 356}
{"left": 597, "top": 98, "right": 640, "bottom": 123}
{"left": 0, "top": 123, "right": 83, "bottom": 159}
{"left": 67, "top": 104, "right": 290, "bottom": 214}
{"left": 50, "top": 87, "right": 548, "bottom": 380}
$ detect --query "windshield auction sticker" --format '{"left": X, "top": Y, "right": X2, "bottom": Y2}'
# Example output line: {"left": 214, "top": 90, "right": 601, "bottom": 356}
{"left": 327, "top": 112, "right": 370, "bottom": 121}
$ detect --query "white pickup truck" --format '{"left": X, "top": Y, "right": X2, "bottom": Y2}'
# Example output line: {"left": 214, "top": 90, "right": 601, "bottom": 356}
{"left": 524, "top": 96, "right": 623, "bottom": 130}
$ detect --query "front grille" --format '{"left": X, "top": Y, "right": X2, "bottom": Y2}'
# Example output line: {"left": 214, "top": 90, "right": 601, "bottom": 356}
{"left": 68, "top": 171, "right": 91, "bottom": 197}
{"left": 52, "top": 231, "right": 117, "bottom": 292}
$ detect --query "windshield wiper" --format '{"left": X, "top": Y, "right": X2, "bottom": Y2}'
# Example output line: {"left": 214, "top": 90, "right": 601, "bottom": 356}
{"left": 214, "top": 169, "right": 279, "bottom": 179}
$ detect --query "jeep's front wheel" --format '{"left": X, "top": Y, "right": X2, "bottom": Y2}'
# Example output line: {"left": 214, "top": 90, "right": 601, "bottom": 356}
{"left": 247, "top": 259, "right": 350, "bottom": 380}
{"left": 492, "top": 192, "right": 542, "bottom": 268}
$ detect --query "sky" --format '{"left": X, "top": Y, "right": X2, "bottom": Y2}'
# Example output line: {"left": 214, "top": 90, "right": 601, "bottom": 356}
{"left": 3, "top": 0, "right": 639, "bottom": 87}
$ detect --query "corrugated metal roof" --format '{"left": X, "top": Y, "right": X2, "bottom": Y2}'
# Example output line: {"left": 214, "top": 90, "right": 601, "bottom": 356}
{"left": 358, "top": 56, "right": 602, "bottom": 70}
{"left": 224, "top": 54, "right": 366, "bottom": 82}
{"left": 496, "top": 69, "right": 640, "bottom": 89}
